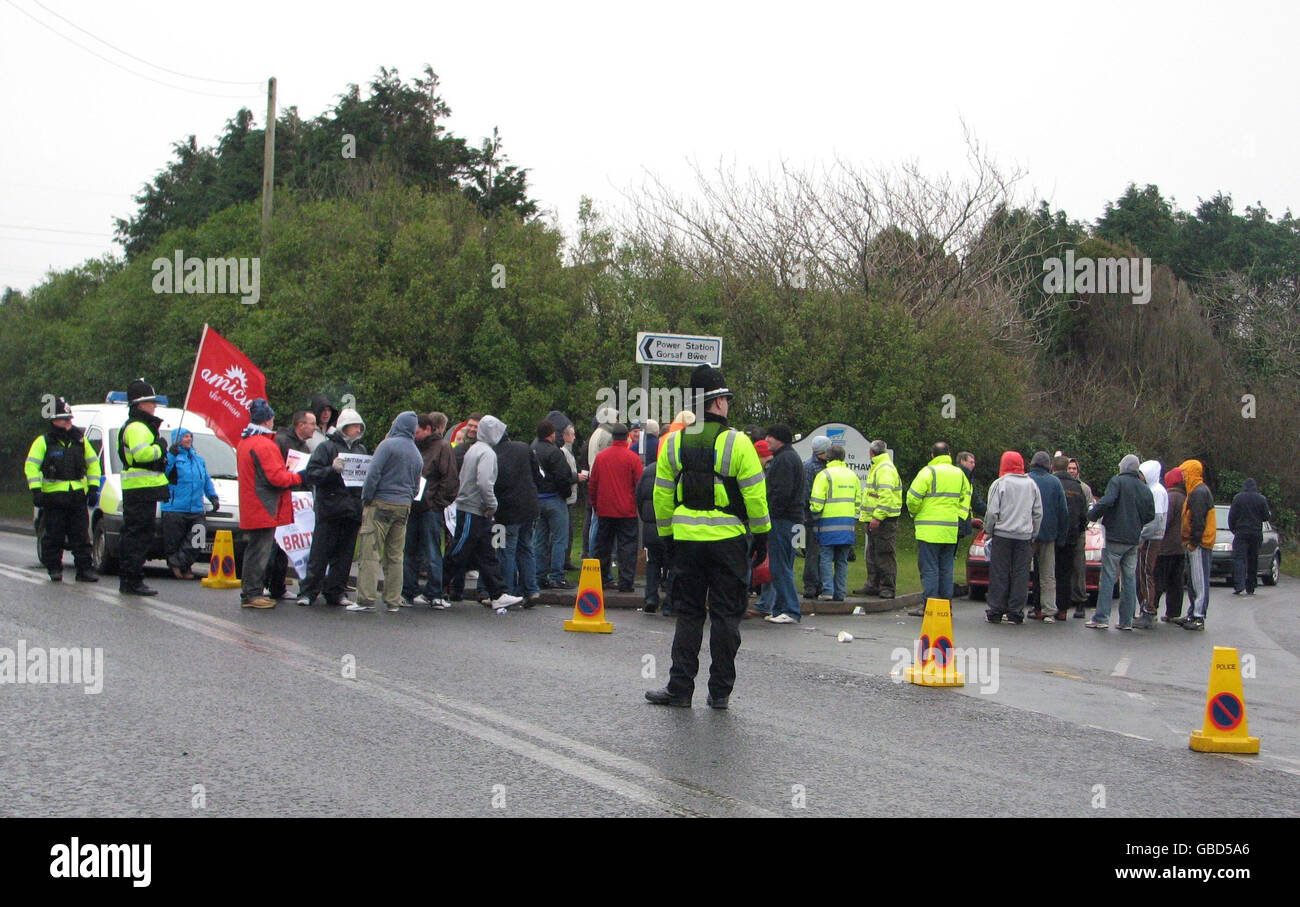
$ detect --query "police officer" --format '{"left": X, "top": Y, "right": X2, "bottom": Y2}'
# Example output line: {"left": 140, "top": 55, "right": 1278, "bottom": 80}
{"left": 25, "top": 397, "right": 100, "bottom": 582}
{"left": 119, "top": 379, "right": 170, "bottom": 596}
{"left": 646, "top": 365, "right": 770, "bottom": 709}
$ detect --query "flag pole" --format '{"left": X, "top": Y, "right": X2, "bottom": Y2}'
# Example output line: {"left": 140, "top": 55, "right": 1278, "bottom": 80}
{"left": 180, "top": 323, "right": 209, "bottom": 435}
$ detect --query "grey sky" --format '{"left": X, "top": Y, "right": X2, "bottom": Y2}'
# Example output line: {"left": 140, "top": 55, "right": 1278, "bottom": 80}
{"left": 1, "top": 0, "right": 1294, "bottom": 290}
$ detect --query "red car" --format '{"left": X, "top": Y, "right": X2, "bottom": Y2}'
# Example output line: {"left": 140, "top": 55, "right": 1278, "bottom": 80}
{"left": 966, "top": 523, "right": 1104, "bottom": 606}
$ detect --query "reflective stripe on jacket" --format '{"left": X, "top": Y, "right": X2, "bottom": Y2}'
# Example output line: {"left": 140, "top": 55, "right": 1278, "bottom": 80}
{"left": 859, "top": 452, "right": 902, "bottom": 521}
{"left": 810, "top": 459, "right": 861, "bottom": 545}
{"left": 905, "top": 455, "right": 972, "bottom": 544}
{"left": 653, "top": 420, "right": 770, "bottom": 541}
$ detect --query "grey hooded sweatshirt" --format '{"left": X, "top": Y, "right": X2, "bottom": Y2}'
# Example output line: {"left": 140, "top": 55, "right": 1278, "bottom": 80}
{"left": 456, "top": 414, "right": 506, "bottom": 516}
{"left": 361, "top": 411, "right": 423, "bottom": 506}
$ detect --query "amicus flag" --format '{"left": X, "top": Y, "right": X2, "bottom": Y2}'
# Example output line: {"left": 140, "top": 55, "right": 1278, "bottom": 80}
{"left": 182, "top": 324, "right": 267, "bottom": 448}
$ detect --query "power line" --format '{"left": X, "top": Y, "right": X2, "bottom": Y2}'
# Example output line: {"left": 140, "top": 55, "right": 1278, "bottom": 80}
{"left": 0, "top": 236, "right": 114, "bottom": 248}
{"left": 2, "top": 0, "right": 262, "bottom": 100}
{"left": 30, "top": 0, "right": 263, "bottom": 86}
{"left": 0, "top": 222, "right": 114, "bottom": 237}
{"left": 0, "top": 179, "right": 135, "bottom": 198}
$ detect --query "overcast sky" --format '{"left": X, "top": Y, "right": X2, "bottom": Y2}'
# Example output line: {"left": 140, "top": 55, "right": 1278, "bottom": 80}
{"left": 1, "top": 0, "right": 1294, "bottom": 290}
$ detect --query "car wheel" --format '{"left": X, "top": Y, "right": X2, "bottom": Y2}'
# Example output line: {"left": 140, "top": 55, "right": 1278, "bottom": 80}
{"left": 92, "top": 520, "right": 120, "bottom": 576}
{"left": 969, "top": 584, "right": 986, "bottom": 601}
{"left": 1262, "top": 553, "right": 1280, "bottom": 586}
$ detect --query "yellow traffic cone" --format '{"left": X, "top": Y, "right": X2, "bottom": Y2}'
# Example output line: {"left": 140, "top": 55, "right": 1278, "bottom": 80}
{"left": 201, "top": 530, "right": 241, "bottom": 589}
{"left": 564, "top": 558, "right": 613, "bottom": 633}
{"left": 1189, "top": 646, "right": 1259, "bottom": 754}
{"left": 904, "top": 598, "right": 964, "bottom": 687}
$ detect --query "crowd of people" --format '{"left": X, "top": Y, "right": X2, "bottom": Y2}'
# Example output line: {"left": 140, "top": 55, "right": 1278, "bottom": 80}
{"left": 27, "top": 379, "right": 1276, "bottom": 637}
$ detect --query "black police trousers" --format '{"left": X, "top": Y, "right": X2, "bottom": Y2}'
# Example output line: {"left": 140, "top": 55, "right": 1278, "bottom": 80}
{"left": 666, "top": 535, "right": 749, "bottom": 700}
{"left": 41, "top": 497, "right": 92, "bottom": 574}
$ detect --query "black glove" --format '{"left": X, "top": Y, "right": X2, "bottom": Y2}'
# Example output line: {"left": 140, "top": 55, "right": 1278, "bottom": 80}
{"left": 169, "top": 442, "right": 182, "bottom": 455}
{"left": 209, "top": 496, "right": 219, "bottom": 512}
{"left": 31, "top": 490, "right": 44, "bottom": 508}
{"left": 87, "top": 489, "right": 99, "bottom": 509}
{"left": 750, "top": 532, "right": 768, "bottom": 568}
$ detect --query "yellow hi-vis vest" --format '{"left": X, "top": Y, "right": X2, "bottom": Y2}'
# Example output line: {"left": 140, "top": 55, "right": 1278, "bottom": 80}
{"left": 860, "top": 452, "right": 902, "bottom": 521}
{"left": 905, "top": 454, "right": 972, "bottom": 544}
{"left": 809, "top": 459, "right": 861, "bottom": 545}
{"left": 653, "top": 421, "right": 771, "bottom": 542}
{"left": 25, "top": 432, "right": 101, "bottom": 495}
{"left": 120, "top": 418, "right": 170, "bottom": 493}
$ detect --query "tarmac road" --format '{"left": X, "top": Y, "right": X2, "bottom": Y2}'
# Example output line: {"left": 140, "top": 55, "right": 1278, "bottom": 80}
{"left": 1, "top": 530, "right": 1297, "bottom": 817}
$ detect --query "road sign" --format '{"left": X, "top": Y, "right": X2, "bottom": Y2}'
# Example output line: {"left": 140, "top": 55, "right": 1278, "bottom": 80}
{"left": 636, "top": 332, "right": 722, "bottom": 367}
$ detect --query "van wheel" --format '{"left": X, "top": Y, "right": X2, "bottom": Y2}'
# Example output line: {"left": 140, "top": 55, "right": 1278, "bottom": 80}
{"left": 1262, "top": 553, "right": 1280, "bottom": 586}
{"left": 92, "top": 520, "right": 120, "bottom": 575}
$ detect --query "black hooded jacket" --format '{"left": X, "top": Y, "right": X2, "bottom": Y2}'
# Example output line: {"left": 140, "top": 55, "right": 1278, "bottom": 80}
{"left": 1228, "top": 478, "right": 1272, "bottom": 539}
{"left": 494, "top": 433, "right": 542, "bottom": 525}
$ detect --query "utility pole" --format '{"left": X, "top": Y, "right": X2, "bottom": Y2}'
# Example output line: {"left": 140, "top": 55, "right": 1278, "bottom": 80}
{"left": 261, "top": 76, "right": 277, "bottom": 247}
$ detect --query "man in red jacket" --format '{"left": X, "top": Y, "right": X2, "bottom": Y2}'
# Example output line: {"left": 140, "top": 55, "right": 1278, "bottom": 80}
{"left": 237, "top": 399, "right": 303, "bottom": 609}
{"left": 589, "top": 423, "right": 642, "bottom": 592}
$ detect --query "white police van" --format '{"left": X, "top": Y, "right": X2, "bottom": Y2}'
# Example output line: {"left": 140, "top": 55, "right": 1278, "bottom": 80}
{"left": 33, "top": 392, "right": 246, "bottom": 574}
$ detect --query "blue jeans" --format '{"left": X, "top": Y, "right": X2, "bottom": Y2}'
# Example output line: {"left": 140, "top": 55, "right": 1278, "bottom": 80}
{"left": 917, "top": 540, "right": 955, "bottom": 600}
{"left": 769, "top": 519, "right": 800, "bottom": 618}
{"left": 1094, "top": 541, "right": 1138, "bottom": 625}
{"left": 819, "top": 543, "right": 850, "bottom": 599}
{"left": 502, "top": 520, "right": 539, "bottom": 597}
{"left": 533, "top": 495, "right": 569, "bottom": 585}
{"left": 402, "top": 508, "right": 443, "bottom": 599}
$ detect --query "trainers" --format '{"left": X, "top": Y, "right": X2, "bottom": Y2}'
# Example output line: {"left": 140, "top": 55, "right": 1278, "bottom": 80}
{"left": 1073, "top": 606, "right": 1086, "bottom": 618}
{"left": 247, "top": 597, "right": 276, "bottom": 609}
{"left": 492, "top": 593, "right": 524, "bottom": 609}
{"left": 48, "top": 572, "right": 63, "bottom": 582}
{"left": 1085, "top": 619, "right": 1108, "bottom": 629}
{"left": 296, "top": 596, "right": 310, "bottom": 607}
{"left": 551, "top": 579, "right": 574, "bottom": 590}
{"left": 1003, "top": 614, "right": 1023, "bottom": 625}
{"left": 1133, "top": 614, "right": 1154, "bottom": 629}
{"left": 765, "top": 613, "right": 798, "bottom": 624}
{"left": 398, "top": 597, "right": 415, "bottom": 608}
{"left": 523, "top": 592, "right": 542, "bottom": 609}
{"left": 1117, "top": 623, "right": 1133, "bottom": 631}
{"left": 75, "top": 570, "right": 99, "bottom": 583}
{"left": 430, "top": 599, "right": 452, "bottom": 610}
{"left": 1052, "top": 611, "right": 1068, "bottom": 621}
{"left": 985, "top": 614, "right": 1002, "bottom": 624}
{"left": 345, "top": 602, "right": 375, "bottom": 612}
{"left": 1183, "top": 617, "right": 1205, "bottom": 631}
{"left": 1027, "top": 610, "right": 1047, "bottom": 621}
{"left": 412, "top": 594, "right": 433, "bottom": 606}
{"left": 817, "top": 593, "right": 834, "bottom": 601}
{"left": 335, "top": 597, "right": 355, "bottom": 608}
{"left": 386, "top": 604, "right": 401, "bottom": 613}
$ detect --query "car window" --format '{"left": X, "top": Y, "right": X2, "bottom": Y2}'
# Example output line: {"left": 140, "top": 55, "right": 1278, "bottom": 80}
{"left": 185, "top": 433, "right": 238, "bottom": 479}
{"left": 107, "top": 429, "right": 121, "bottom": 472}
{"left": 84, "top": 427, "right": 102, "bottom": 455}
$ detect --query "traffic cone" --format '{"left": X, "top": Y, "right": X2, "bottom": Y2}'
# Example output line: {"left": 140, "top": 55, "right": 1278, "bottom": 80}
{"left": 201, "top": 530, "right": 241, "bottom": 589}
{"left": 1189, "top": 646, "right": 1259, "bottom": 754}
{"left": 564, "top": 558, "right": 613, "bottom": 633}
{"left": 904, "top": 598, "right": 964, "bottom": 687}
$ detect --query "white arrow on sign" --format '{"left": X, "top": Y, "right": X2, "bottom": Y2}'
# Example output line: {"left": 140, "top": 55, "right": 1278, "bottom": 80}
{"left": 635, "top": 332, "right": 723, "bottom": 367}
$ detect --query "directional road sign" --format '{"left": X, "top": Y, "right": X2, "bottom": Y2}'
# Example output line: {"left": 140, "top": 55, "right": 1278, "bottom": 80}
{"left": 635, "top": 332, "right": 723, "bottom": 367}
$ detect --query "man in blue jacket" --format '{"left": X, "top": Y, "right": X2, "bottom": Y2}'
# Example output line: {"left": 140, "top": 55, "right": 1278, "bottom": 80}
{"left": 162, "top": 428, "right": 219, "bottom": 581}
{"left": 1026, "top": 451, "right": 1068, "bottom": 620}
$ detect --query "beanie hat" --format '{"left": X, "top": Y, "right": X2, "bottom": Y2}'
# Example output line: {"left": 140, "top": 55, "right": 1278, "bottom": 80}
{"left": 811, "top": 436, "right": 831, "bottom": 454}
{"left": 546, "top": 410, "right": 572, "bottom": 436}
{"left": 999, "top": 451, "right": 1025, "bottom": 476}
{"left": 754, "top": 439, "right": 772, "bottom": 460}
{"left": 249, "top": 398, "right": 275, "bottom": 425}
{"left": 45, "top": 396, "right": 73, "bottom": 420}
{"left": 1030, "top": 450, "right": 1052, "bottom": 470}
{"left": 610, "top": 423, "right": 629, "bottom": 440}
{"left": 688, "top": 365, "right": 732, "bottom": 403}
{"left": 127, "top": 378, "right": 157, "bottom": 405}
{"left": 765, "top": 423, "right": 793, "bottom": 445}
{"left": 335, "top": 408, "right": 365, "bottom": 435}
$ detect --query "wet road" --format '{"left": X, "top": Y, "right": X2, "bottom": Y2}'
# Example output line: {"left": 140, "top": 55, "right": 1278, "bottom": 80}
{"left": 2, "top": 530, "right": 1298, "bottom": 817}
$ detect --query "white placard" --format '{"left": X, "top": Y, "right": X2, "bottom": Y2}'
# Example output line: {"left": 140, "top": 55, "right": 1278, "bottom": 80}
{"left": 416, "top": 476, "right": 427, "bottom": 502}
{"left": 339, "top": 453, "right": 373, "bottom": 487}
{"left": 275, "top": 491, "right": 316, "bottom": 578}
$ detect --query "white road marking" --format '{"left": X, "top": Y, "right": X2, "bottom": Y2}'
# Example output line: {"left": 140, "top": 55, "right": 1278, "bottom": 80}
{"left": 0, "top": 554, "right": 777, "bottom": 817}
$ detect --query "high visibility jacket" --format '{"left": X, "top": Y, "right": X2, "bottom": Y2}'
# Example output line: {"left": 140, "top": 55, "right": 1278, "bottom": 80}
{"left": 25, "top": 430, "right": 101, "bottom": 496}
{"left": 120, "top": 415, "right": 170, "bottom": 493}
{"left": 653, "top": 419, "right": 770, "bottom": 542}
{"left": 859, "top": 452, "right": 902, "bottom": 522}
{"left": 809, "top": 459, "right": 861, "bottom": 545}
{"left": 906, "top": 455, "right": 972, "bottom": 544}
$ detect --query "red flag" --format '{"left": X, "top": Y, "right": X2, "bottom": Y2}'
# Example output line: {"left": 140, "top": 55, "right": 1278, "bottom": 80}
{"left": 183, "top": 324, "right": 267, "bottom": 448}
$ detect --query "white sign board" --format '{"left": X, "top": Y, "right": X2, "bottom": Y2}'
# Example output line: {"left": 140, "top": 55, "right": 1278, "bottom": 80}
{"left": 636, "top": 332, "right": 723, "bottom": 367}
{"left": 275, "top": 491, "right": 315, "bottom": 578}
{"left": 790, "top": 423, "right": 876, "bottom": 483}
{"left": 339, "top": 453, "right": 372, "bottom": 488}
